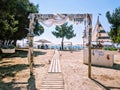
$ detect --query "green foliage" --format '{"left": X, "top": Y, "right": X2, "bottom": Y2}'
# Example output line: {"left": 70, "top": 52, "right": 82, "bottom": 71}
{"left": 52, "top": 22, "right": 76, "bottom": 50}
{"left": 0, "top": 14, "right": 18, "bottom": 40}
{"left": 2, "top": 45, "right": 15, "bottom": 49}
{"left": 0, "top": 0, "right": 44, "bottom": 46}
{"left": 14, "top": 0, "right": 42, "bottom": 40}
{"left": 116, "top": 26, "right": 120, "bottom": 43}
{"left": 103, "top": 46, "right": 117, "bottom": 51}
{"left": 52, "top": 22, "right": 76, "bottom": 39}
{"left": 106, "top": 7, "right": 120, "bottom": 44}
{"left": 34, "top": 21, "right": 44, "bottom": 36}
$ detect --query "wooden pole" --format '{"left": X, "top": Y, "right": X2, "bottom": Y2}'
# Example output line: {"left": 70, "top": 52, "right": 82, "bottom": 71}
{"left": 28, "top": 34, "right": 34, "bottom": 76}
{"left": 88, "top": 25, "right": 92, "bottom": 78}
{"left": 28, "top": 13, "right": 35, "bottom": 76}
{"left": 30, "top": 37, "right": 34, "bottom": 76}
{"left": 87, "top": 14, "right": 92, "bottom": 78}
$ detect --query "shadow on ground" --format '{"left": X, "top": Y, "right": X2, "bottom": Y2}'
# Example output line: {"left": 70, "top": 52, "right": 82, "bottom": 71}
{"left": 0, "top": 64, "right": 44, "bottom": 90}
{"left": 0, "top": 64, "right": 29, "bottom": 79}
{"left": 85, "top": 63, "right": 120, "bottom": 90}
{"left": 88, "top": 63, "right": 120, "bottom": 70}
{"left": 91, "top": 78, "right": 120, "bottom": 90}
{"left": 27, "top": 75, "right": 36, "bottom": 90}
{"left": 0, "top": 64, "right": 28, "bottom": 90}
{"left": 0, "top": 50, "right": 47, "bottom": 58}
{"left": 112, "top": 63, "right": 120, "bottom": 70}
{"left": 0, "top": 75, "right": 37, "bottom": 90}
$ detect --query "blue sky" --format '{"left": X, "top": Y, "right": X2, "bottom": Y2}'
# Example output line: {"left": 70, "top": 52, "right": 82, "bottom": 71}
{"left": 29, "top": 0, "right": 120, "bottom": 44}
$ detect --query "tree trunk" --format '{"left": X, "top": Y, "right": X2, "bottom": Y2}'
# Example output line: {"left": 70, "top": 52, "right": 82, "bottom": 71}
{"left": 61, "top": 37, "right": 64, "bottom": 50}
{"left": 118, "top": 48, "right": 120, "bottom": 52}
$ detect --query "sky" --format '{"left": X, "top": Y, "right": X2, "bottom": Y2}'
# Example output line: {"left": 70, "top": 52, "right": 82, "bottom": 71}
{"left": 29, "top": 0, "right": 120, "bottom": 45}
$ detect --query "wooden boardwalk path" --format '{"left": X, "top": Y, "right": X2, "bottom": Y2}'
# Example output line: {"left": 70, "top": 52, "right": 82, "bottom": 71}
{"left": 40, "top": 50, "right": 64, "bottom": 90}
{"left": 48, "top": 50, "right": 61, "bottom": 73}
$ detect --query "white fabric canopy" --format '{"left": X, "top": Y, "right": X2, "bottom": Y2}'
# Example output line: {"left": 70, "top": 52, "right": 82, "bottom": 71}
{"left": 39, "top": 16, "right": 68, "bottom": 27}
{"left": 28, "top": 13, "right": 90, "bottom": 27}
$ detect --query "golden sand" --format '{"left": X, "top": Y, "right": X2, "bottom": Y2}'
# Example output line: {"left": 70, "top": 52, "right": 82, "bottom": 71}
{"left": 0, "top": 49, "right": 120, "bottom": 90}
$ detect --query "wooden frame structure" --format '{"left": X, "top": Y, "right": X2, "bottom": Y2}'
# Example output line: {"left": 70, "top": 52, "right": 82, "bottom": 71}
{"left": 28, "top": 13, "right": 92, "bottom": 78}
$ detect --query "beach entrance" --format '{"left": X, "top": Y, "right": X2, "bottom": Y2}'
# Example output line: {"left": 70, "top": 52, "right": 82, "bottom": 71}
{"left": 27, "top": 13, "right": 92, "bottom": 78}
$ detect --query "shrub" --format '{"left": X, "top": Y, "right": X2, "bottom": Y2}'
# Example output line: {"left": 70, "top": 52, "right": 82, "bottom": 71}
{"left": 103, "top": 46, "right": 117, "bottom": 51}
{"left": 1, "top": 45, "right": 15, "bottom": 49}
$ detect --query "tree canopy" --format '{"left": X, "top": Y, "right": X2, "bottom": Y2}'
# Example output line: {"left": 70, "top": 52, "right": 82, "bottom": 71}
{"left": 106, "top": 7, "right": 120, "bottom": 44}
{"left": 52, "top": 22, "right": 76, "bottom": 50}
{"left": 0, "top": 0, "right": 44, "bottom": 46}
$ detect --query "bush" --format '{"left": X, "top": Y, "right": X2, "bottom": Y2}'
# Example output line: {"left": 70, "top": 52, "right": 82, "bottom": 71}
{"left": 103, "top": 47, "right": 108, "bottom": 50}
{"left": 103, "top": 46, "right": 117, "bottom": 51}
{"left": 109, "top": 47, "right": 117, "bottom": 51}
{"left": 2, "top": 45, "right": 15, "bottom": 49}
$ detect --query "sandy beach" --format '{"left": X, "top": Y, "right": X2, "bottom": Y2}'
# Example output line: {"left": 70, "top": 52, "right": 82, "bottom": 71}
{"left": 0, "top": 49, "right": 120, "bottom": 90}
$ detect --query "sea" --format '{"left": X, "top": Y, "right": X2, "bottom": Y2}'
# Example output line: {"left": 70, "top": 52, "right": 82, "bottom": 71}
{"left": 17, "top": 40, "right": 85, "bottom": 50}
{"left": 47, "top": 45, "right": 84, "bottom": 50}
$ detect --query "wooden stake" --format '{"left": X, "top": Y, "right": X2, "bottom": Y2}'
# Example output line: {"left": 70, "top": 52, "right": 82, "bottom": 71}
{"left": 28, "top": 13, "right": 35, "bottom": 76}
{"left": 28, "top": 36, "right": 34, "bottom": 76}
{"left": 88, "top": 25, "right": 92, "bottom": 78}
{"left": 87, "top": 14, "right": 92, "bottom": 78}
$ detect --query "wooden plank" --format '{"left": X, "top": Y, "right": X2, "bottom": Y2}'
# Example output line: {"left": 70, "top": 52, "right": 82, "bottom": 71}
{"left": 46, "top": 74, "right": 62, "bottom": 77}
{"left": 40, "top": 88, "right": 64, "bottom": 90}
{"left": 44, "top": 76, "right": 63, "bottom": 80}
{"left": 41, "top": 50, "right": 64, "bottom": 90}
{"left": 55, "top": 58, "right": 58, "bottom": 72}
{"left": 44, "top": 78, "right": 62, "bottom": 80}
{"left": 56, "top": 58, "right": 58, "bottom": 72}
{"left": 48, "top": 50, "right": 62, "bottom": 73}
{"left": 44, "top": 76, "right": 62, "bottom": 79}
{"left": 53, "top": 58, "right": 56, "bottom": 72}
{"left": 48, "top": 54, "right": 55, "bottom": 72}
{"left": 57, "top": 58, "right": 61, "bottom": 72}
{"left": 52, "top": 59, "right": 55, "bottom": 72}
{"left": 56, "top": 53, "right": 58, "bottom": 72}
{"left": 42, "top": 82, "right": 63, "bottom": 85}
{"left": 41, "top": 84, "right": 63, "bottom": 86}
{"left": 42, "top": 83, "right": 63, "bottom": 85}
{"left": 40, "top": 86, "right": 64, "bottom": 89}
{"left": 57, "top": 51, "right": 61, "bottom": 72}
{"left": 43, "top": 79, "right": 63, "bottom": 81}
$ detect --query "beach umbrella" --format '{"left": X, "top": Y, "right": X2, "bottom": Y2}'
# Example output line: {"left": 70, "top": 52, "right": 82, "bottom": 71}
{"left": 35, "top": 39, "right": 51, "bottom": 44}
